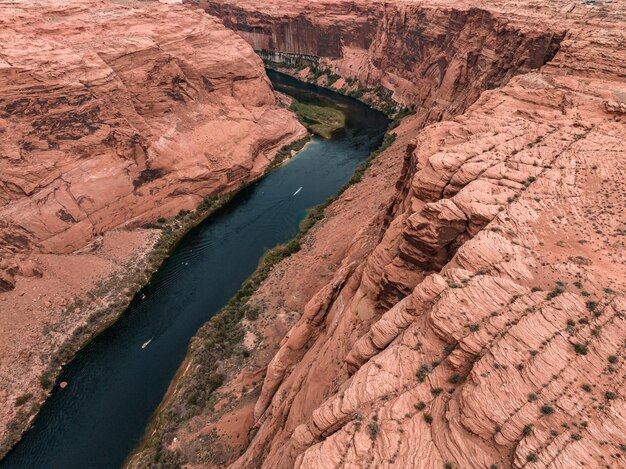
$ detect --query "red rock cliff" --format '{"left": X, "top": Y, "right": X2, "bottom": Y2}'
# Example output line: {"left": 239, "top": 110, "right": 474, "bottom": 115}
{"left": 199, "top": 0, "right": 564, "bottom": 124}
{"left": 0, "top": 0, "right": 304, "bottom": 271}
{"left": 0, "top": 0, "right": 304, "bottom": 455}
{"left": 157, "top": 1, "right": 626, "bottom": 468}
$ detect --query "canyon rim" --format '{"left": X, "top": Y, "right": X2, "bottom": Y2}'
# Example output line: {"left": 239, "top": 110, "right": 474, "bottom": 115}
{"left": 1, "top": 0, "right": 626, "bottom": 468}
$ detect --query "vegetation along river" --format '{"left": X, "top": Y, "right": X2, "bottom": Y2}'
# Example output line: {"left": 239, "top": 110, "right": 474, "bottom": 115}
{"left": 0, "top": 70, "right": 389, "bottom": 469}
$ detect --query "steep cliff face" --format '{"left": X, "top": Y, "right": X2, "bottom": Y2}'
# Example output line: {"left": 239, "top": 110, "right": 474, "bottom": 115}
{"left": 158, "top": 1, "right": 626, "bottom": 468}
{"left": 0, "top": 0, "right": 304, "bottom": 269}
{"left": 199, "top": 0, "right": 564, "bottom": 122}
{"left": 262, "top": 87, "right": 626, "bottom": 469}
{"left": 0, "top": 0, "right": 305, "bottom": 455}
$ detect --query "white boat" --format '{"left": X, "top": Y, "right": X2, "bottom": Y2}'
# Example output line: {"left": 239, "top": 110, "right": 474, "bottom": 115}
{"left": 141, "top": 338, "right": 153, "bottom": 349}
{"left": 293, "top": 187, "right": 302, "bottom": 196}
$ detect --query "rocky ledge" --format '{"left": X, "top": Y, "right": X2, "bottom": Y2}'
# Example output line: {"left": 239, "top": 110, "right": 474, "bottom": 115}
{"left": 156, "top": 0, "right": 626, "bottom": 468}
{"left": 0, "top": 0, "right": 304, "bottom": 456}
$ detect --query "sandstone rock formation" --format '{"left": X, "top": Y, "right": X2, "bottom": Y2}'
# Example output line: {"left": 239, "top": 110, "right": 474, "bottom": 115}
{"left": 157, "top": 0, "right": 626, "bottom": 468}
{"left": 199, "top": 0, "right": 565, "bottom": 123}
{"left": 0, "top": 0, "right": 304, "bottom": 455}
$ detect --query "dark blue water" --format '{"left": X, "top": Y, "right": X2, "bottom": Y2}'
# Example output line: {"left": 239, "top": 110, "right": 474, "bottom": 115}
{"left": 0, "top": 70, "right": 388, "bottom": 469}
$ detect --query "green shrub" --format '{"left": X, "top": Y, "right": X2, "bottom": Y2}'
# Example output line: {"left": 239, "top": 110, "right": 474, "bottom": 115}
{"left": 326, "top": 73, "right": 341, "bottom": 86}
{"left": 546, "top": 281, "right": 566, "bottom": 299}
{"left": 14, "top": 393, "right": 32, "bottom": 407}
{"left": 448, "top": 374, "right": 461, "bottom": 384}
{"left": 266, "top": 137, "right": 309, "bottom": 173}
{"left": 244, "top": 306, "right": 260, "bottom": 321}
{"left": 368, "top": 421, "right": 379, "bottom": 440}
{"left": 417, "top": 363, "right": 432, "bottom": 382}
{"left": 388, "top": 107, "right": 416, "bottom": 129}
{"left": 39, "top": 373, "right": 53, "bottom": 390}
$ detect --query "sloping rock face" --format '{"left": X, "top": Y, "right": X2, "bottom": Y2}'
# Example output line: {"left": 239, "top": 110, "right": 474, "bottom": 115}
{"left": 0, "top": 0, "right": 304, "bottom": 271}
{"left": 0, "top": 0, "right": 304, "bottom": 455}
{"left": 162, "top": 1, "right": 626, "bottom": 468}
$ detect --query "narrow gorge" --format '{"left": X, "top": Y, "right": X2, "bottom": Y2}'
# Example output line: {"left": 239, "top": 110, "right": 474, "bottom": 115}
{"left": 134, "top": 1, "right": 625, "bottom": 468}
{"left": 0, "top": 1, "right": 624, "bottom": 469}
{"left": 0, "top": 0, "right": 307, "bottom": 460}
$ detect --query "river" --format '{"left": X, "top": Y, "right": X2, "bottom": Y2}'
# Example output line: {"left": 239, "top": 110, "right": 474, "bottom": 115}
{"left": 0, "top": 70, "right": 389, "bottom": 469}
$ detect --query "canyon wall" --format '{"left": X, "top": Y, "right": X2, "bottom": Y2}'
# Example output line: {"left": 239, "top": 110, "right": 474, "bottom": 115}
{"left": 0, "top": 0, "right": 305, "bottom": 456}
{"left": 198, "top": 0, "right": 564, "bottom": 122}
{"left": 157, "top": 0, "right": 626, "bottom": 468}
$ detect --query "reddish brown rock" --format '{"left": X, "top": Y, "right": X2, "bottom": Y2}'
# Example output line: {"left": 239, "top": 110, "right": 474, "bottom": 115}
{"left": 198, "top": 0, "right": 565, "bottom": 124}
{"left": 0, "top": 0, "right": 304, "bottom": 455}
{"left": 157, "top": 1, "right": 626, "bottom": 468}
{"left": 0, "top": 0, "right": 304, "bottom": 263}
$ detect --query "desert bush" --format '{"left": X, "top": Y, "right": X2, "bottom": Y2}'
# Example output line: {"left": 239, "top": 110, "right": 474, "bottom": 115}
{"left": 14, "top": 393, "right": 32, "bottom": 407}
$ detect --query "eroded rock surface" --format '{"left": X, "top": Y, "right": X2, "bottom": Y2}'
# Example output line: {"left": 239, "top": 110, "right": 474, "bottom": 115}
{"left": 0, "top": 0, "right": 305, "bottom": 263}
{"left": 0, "top": 0, "right": 304, "bottom": 455}
{"left": 199, "top": 0, "right": 565, "bottom": 123}
{"left": 159, "top": 0, "right": 626, "bottom": 468}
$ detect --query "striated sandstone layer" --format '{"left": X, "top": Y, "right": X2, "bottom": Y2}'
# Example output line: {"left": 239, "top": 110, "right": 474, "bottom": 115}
{"left": 161, "top": 0, "right": 626, "bottom": 468}
{"left": 198, "top": 0, "right": 565, "bottom": 123}
{"left": 0, "top": 0, "right": 305, "bottom": 456}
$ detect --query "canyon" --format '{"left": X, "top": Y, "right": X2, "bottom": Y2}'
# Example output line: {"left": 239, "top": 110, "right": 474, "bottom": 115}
{"left": 133, "top": 0, "right": 626, "bottom": 468}
{"left": 0, "top": 0, "right": 305, "bottom": 457}
{"left": 0, "top": 0, "right": 623, "bottom": 468}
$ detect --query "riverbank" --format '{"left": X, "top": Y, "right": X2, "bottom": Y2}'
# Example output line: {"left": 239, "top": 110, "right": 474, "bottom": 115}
{"left": 0, "top": 133, "right": 308, "bottom": 462}
{"left": 2, "top": 71, "right": 388, "bottom": 468}
{"left": 0, "top": 0, "right": 309, "bottom": 460}
{"left": 290, "top": 101, "right": 345, "bottom": 139}
{"left": 128, "top": 77, "right": 395, "bottom": 468}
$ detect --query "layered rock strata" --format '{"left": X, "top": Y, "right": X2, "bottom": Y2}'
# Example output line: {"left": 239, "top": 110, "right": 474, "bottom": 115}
{"left": 160, "top": 0, "right": 626, "bottom": 468}
{"left": 198, "top": 0, "right": 565, "bottom": 122}
{"left": 0, "top": 0, "right": 304, "bottom": 455}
